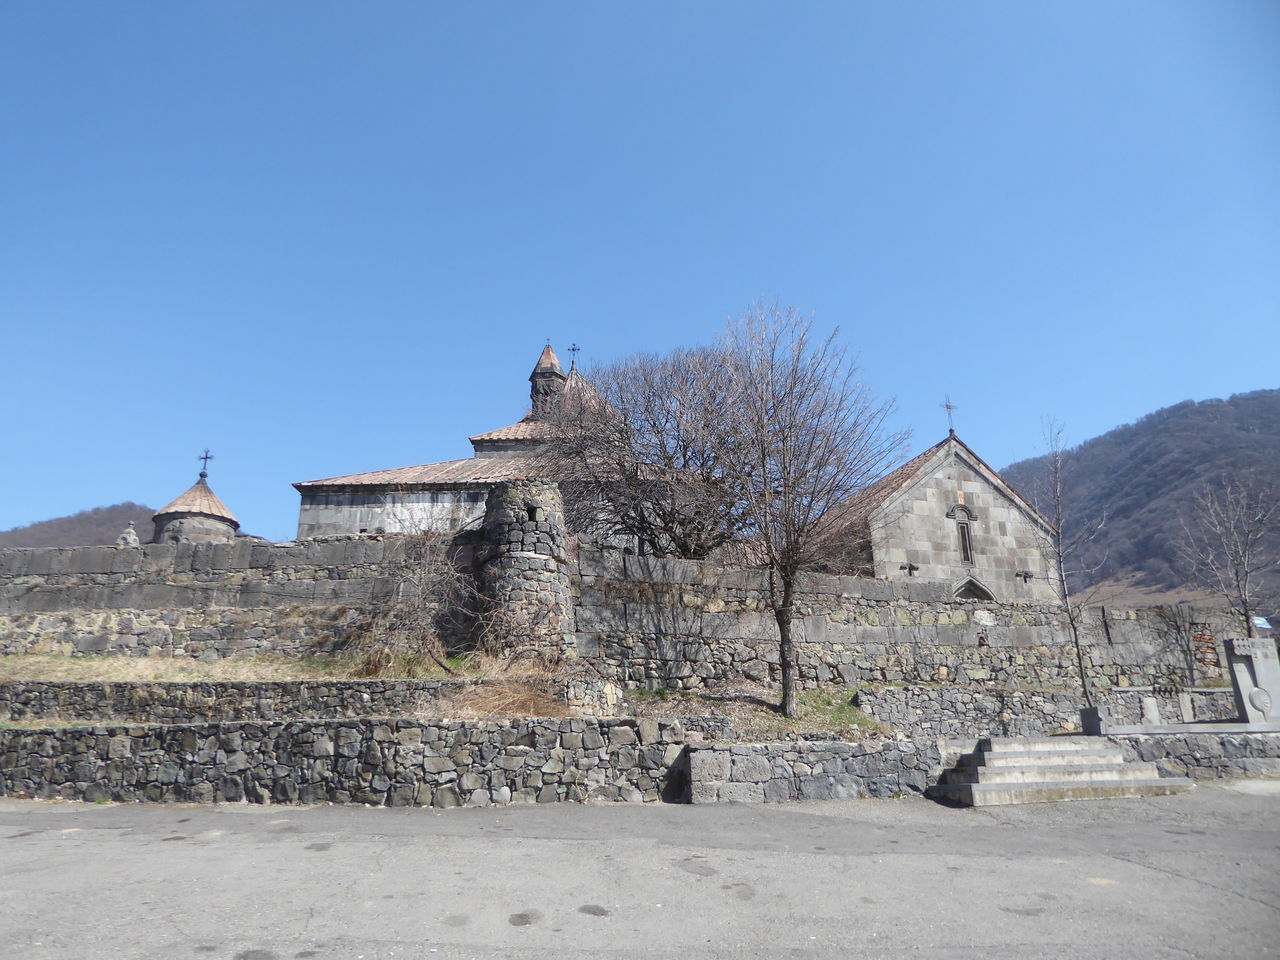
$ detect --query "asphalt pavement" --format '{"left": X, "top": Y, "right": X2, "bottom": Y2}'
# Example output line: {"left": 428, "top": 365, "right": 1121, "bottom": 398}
{"left": 2, "top": 782, "right": 1277, "bottom": 960}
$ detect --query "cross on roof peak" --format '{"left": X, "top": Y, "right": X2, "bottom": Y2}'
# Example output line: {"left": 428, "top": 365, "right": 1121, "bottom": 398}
{"left": 941, "top": 396, "right": 958, "bottom": 436}
{"left": 198, "top": 449, "right": 213, "bottom": 479}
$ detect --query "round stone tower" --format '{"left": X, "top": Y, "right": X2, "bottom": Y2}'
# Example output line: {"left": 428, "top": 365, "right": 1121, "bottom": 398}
{"left": 152, "top": 463, "right": 240, "bottom": 544}
{"left": 476, "top": 479, "right": 575, "bottom": 659}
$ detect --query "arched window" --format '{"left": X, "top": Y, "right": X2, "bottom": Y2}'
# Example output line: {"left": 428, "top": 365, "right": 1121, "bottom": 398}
{"left": 946, "top": 504, "right": 977, "bottom": 565}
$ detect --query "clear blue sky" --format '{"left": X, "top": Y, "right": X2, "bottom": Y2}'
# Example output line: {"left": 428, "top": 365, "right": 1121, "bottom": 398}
{"left": 2, "top": 2, "right": 1277, "bottom": 541}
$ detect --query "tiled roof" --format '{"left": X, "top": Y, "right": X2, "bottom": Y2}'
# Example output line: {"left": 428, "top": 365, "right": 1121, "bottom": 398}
{"left": 294, "top": 454, "right": 561, "bottom": 489}
{"left": 469, "top": 419, "right": 559, "bottom": 443}
{"left": 842, "top": 437, "right": 951, "bottom": 523}
{"left": 531, "top": 344, "right": 564, "bottom": 376}
{"left": 153, "top": 477, "right": 240, "bottom": 526}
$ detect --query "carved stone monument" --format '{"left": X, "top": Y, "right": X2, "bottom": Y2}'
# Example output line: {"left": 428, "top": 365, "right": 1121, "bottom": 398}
{"left": 1225, "top": 637, "right": 1280, "bottom": 727}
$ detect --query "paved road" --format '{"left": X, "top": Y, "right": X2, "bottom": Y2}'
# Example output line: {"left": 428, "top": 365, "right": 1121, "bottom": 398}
{"left": 2, "top": 783, "right": 1277, "bottom": 960}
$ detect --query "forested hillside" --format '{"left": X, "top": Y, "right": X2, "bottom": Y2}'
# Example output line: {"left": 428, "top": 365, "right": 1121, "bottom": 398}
{"left": 1001, "top": 389, "right": 1280, "bottom": 595}
{"left": 0, "top": 503, "right": 156, "bottom": 548}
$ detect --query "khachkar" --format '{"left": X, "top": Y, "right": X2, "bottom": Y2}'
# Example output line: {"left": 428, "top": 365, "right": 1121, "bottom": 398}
{"left": 476, "top": 480, "right": 576, "bottom": 660}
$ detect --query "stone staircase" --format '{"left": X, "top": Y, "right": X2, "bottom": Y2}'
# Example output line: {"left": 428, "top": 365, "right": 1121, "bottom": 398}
{"left": 933, "top": 736, "right": 1195, "bottom": 807}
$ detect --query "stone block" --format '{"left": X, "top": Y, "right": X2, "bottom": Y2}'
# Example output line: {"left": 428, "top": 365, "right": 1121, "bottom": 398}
{"left": 716, "top": 781, "right": 765, "bottom": 803}
{"left": 688, "top": 748, "right": 730, "bottom": 783}
{"left": 729, "top": 754, "right": 773, "bottom": 783}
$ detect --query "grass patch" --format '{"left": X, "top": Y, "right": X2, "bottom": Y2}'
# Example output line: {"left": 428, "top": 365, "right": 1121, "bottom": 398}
{"left": 627, "top": 682, "right": 891, "bottom": 738}
{"left": 789, "top": 689, "right": 889, "bottom": 736}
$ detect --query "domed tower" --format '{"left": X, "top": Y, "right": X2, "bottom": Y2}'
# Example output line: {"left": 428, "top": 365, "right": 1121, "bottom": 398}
{"left": 152, "top": 451, "right": 240, "bottom": 544}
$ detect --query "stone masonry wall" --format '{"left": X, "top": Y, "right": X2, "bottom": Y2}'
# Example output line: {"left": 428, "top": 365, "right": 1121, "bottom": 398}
{"left": 0, "top": 538, "right": 412, "bottom": 658}
{"left": 573, "top": 547, "right": 1232, "bottom": 694}
{"left": 0, "top": 531, "right": 1241, "bottom": 702}
{"left": 686, "top": 739, "right": 943, "bottom": 803}
{"left": 3, "top": 716, "right": 1273, "bottom": 808}
{"left": 0, "top": 717, "right": 688, "bottom": 807}
{"left": 0, "top": 680, "right": 468, "bottom": 724}
{"left": 854, "top": 685, "right": 1240, "bottom": 739}
{"left": 1109, "top": 733, "right": 1280, "bottom": 780}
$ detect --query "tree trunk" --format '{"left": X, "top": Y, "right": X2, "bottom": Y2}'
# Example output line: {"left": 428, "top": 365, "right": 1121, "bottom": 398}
{"left": 775, "top": 579, "right": 798, "bottom": 719}
{"left": 1064, "top": 604, "right": 1095, "bottom": 711}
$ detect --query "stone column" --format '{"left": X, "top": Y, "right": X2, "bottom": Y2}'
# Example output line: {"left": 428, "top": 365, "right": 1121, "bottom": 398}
{"left": 476, "top": 480, "right": 575, "bottom": 660}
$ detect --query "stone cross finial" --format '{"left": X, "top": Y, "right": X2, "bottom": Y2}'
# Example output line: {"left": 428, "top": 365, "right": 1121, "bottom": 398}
{"left": 116, "top": 522, "right": 140, "bottom": 548}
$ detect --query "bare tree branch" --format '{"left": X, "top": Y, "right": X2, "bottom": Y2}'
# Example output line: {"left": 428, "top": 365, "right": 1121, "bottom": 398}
{"left": 1177, "top": 476, "right": 1280, "bottom": 638}
{"left": 718, "top": 303, "right": 908, "bottom": 717}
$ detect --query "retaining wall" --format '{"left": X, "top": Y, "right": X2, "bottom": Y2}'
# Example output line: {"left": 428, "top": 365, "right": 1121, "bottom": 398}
{"left": 0, "top": 680, "right": 466, "bottom": 724}
{"left": 686, "top": 739, "right": 943, "bottom": 803}
{"left": 0, "top": 538, "right": 408, "bottom": 658}
{"left": 3, "top": 717, "right": 1274, "bottom": 808}
{"left": 0, "top": 717, "right": 688, "bottom": 807}
{"left": 855, "top": 685, "right": 1240, "bottom": 739}
{"left": 0, "top": 540, "right": 1239, "bottom": 701}
{"left": 574, "top": 548, "right": 1232, "bottom": 693}
{"left": 1109, "top": 733, "right": 1280, "bottom": 780}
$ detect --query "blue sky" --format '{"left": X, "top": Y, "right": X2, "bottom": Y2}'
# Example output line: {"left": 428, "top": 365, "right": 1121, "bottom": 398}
{"left": 2, "top": 2, "right": 1277, "bottom": 541}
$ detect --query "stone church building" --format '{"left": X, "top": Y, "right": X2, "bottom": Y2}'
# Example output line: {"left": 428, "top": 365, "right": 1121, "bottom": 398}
{"left": 293, "top": 344, "right": 586, "bottom": 538}
{"left": 292, "top": 344, "right": 1058, "bottom": 604}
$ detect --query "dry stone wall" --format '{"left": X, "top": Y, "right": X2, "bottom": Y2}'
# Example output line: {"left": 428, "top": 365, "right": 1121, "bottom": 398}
{"left": 0, "top": 717, "right": 689, "bottom": 806}
{"left": 0, "top": 679, "right": 467, "bottom": 724}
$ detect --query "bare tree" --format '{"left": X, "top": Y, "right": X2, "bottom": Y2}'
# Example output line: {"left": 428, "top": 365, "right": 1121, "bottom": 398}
{"left": 1035, "top": 421, "right": 1107, "bottom": 707}
{"left": 550, "top": 347, "right": 752, "bottom": 558}
{"left": 352, "top": 529, "right": 479, "bottom": 677}
{"left": 720, "top": 304, "right": 907, "bottom": 718}
{"left": 1178, "top": 476, "right": 1280, "bottom": 638}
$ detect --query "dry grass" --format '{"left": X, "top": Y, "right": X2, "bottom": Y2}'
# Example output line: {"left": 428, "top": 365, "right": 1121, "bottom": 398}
{"left": 415, "top": 656, "right": 571, "bottom": 719}
{"left": 0, "top": 653, "right": 430, "bottom": 683}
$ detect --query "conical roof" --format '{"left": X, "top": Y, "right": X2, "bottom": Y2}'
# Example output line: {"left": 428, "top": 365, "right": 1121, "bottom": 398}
{"left": 530, "top": 343, "right": 565, "bottom": 377}
{"left": 153, "top": 475, "right": 240, "bottom": 528}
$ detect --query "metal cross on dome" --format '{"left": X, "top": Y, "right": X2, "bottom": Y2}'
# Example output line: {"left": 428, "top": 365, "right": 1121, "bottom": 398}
{"left": 569, "top": 343, "right": 580, "bottom": 370}
{"left": 198, "top": 449, "right": 213, "bottom": 476}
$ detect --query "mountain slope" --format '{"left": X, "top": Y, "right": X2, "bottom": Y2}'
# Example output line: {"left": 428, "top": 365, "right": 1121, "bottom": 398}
{"left": 0, "top": 503, "right": 156, "bottom": 548}
{"left": 1001, "top": 389, "right": 1280, "bottom": 593}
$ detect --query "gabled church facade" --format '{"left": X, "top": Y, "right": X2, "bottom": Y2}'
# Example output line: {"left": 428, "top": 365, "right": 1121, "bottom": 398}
{"left": 856, "top": 432, "right": 1058, "bottom": 603}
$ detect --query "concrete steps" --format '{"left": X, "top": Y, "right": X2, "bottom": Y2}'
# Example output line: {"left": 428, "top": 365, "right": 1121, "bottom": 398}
{"left": 933, "top": 737, "right": 1194, "bottom": 807}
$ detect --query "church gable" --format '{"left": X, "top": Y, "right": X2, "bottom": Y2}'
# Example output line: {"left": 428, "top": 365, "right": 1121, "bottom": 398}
{"left": 867, "top": 435, "right": 1057, "bottom": 603}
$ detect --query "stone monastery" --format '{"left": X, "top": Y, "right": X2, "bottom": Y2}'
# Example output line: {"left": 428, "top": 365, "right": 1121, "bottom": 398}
{"left": 152, "top": 343, "right": 1059, "bottom": 606}
{"left": 4, "top": 346, "right": 1277, "bottom": 812}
